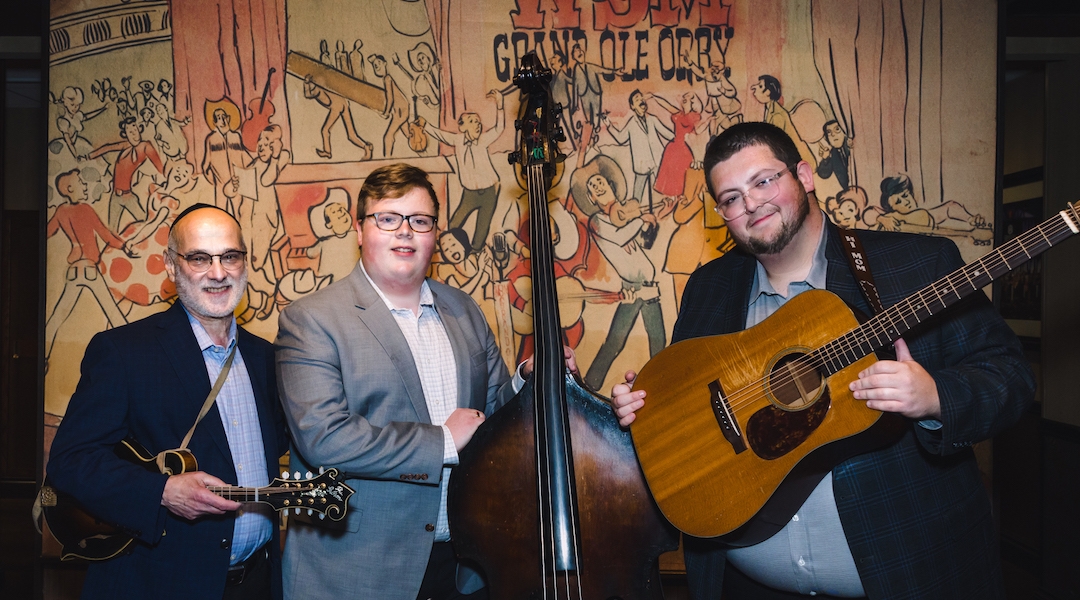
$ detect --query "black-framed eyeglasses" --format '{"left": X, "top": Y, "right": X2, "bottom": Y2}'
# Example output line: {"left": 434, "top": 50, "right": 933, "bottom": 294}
{"left": 365, "top": 212, "right": 436, "bottom": 233}
{"left": 713, "top": 164, "right": 798, "bottom": 221}
{"left": 168, "top": 249, "right": 247, "bottom": 272}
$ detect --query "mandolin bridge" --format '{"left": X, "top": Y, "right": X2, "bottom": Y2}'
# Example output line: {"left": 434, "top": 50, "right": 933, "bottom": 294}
{"left": 708, "top": 379, "right": 747, "bottom": 454}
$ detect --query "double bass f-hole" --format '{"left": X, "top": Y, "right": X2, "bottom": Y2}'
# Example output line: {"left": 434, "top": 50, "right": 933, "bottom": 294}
{"left": 446, "top": 52, "right": 677, "bottom": 600}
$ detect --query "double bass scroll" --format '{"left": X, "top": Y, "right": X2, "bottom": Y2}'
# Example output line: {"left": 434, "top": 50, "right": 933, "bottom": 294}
{"left": 447, "top": 52, "right": 678, "bottom": 600}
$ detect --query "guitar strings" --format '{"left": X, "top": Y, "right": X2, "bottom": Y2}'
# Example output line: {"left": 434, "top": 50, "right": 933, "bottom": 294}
{"left": 715, "top": 207, "right": 1077, "bottom": 417}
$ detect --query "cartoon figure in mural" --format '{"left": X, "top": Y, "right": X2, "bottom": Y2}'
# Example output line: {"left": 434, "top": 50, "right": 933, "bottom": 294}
{"left": 602, "top": 90, "right": 673, "bottom": 216}
{"left": 150, "top": 101, "right": 191, "bottom": 166}
{"left": 681, "top": 49, "right": 743, "bottom": 136}
{"left": 868, "top": 174, "right": 993, "bottom": 245}
{"left": 162, "top": 161, "right": 215, "bottom": 215}
{"left": 50, "top": 86, "right": 109, "bottom": 161}
{"left": 306, "top": 190, "right": 360, "bottom": 283}
{"left": 334, "top": 40, "right": 351, "bottom": 73}
{"left": 571, "top": 155, "right": 666, "bottom": 391}
{"left": 302, "top": 75, "right": 375, "bottom": 161}
{"left": 135, "top": 80, "right": 157, "bottom": 114}
{"left": 547, "top": 51, "right": 576, "bottom": 151}
{"left": 348, "top": 39, "right": 367, "bottom": 82}
{"left": 103, "top": 182, "right": 180, "bottom": 310}
{"left": 435, "top": 227, "right": 493, "bottom": 302}
{"left": 751, "top": 74, "right": 817, "bottom": 168}
{"left": 44, "top": 169, "right": 132, "bottom": 369}
{"left": 826, "top": 186, "right": 868, "bottom": 229}
{"left": 319, "top": 39, "right": 331, "bottom": 65}
{"left": 816, "top": 119, "right": 853, "bottom": 190}
{"left": 392, "top": 42, "right": 440, "bottom": 107}
{"left": 156, "top": 79, "right": 173, "bottom": 105}
{"left": 247, "top": 124, "right": 290, "bottom": 283}
{"left": 570, "top": 41, "right": 623, "bottom": 150}
{"left": 651, "top": 91, "right": 704, "bottom": 206}
{"left": 201, "top": 100, "right": 252, "bottom": 218}
{"left": 664, "top": 109, "right": 734, "bottom": 311}
{"left": 89, "top": 116, "right": 165, "bottom": 231}
{"left": 369, "top": 54, "right": 411, "bottom": 157}
{"left": 424, "top": 89, "right": 505, "bottom": 251}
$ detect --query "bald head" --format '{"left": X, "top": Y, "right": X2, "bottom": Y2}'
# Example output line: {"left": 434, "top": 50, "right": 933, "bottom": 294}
{"left": 168, "top": 206, "right": 245, "bottom": 254}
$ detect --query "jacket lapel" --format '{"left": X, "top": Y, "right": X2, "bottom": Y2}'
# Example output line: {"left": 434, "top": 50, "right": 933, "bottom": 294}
{"left": 348, "top": 268, "right": 433, "bottom": 423}
{"left": 155, "top": 303, "right": 235, "bottom": 467}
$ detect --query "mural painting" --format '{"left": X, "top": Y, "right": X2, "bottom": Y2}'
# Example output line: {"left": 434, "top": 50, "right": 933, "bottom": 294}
{"left": 44, "top": 0, "right": 997, "bottom": 466}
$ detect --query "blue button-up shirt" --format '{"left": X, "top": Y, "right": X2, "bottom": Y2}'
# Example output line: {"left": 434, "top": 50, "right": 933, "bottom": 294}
{"left": 185, "top": 308, "right": 272, "bottom": 565}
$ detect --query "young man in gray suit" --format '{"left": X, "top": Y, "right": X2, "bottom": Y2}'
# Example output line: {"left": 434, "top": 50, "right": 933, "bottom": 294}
{"left": 276, "top": 164, "right": 570, "bottom": 599}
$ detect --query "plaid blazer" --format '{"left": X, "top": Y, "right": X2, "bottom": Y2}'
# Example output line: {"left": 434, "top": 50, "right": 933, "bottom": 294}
{"left": 675, "top": 223, "right": 1035, "bottom": 600}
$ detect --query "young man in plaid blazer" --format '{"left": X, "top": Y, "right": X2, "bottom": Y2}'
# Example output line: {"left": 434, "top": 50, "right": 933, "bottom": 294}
{"left": 612, "top": 122, "right": 1035, "bottom": 600}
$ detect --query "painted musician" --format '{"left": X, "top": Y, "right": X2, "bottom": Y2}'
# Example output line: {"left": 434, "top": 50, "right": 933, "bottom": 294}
{"left": 275, "top": 163, "right": 575, "bottom": 600}
{"left": 47, "top": 204, "right": 289, "bottom": 599}
{"left": 612, "top": 122, "right": 1034, "bottom": 600}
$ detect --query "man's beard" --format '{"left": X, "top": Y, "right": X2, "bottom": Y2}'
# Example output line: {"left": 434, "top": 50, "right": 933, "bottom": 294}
{"left": 174, "top": 268, "right": 248, "bottom": 320}
{"left": 732, "top": 188, "right": 812, "bottom": 256}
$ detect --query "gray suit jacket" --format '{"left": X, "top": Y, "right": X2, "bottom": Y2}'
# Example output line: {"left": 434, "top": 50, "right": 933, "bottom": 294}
{"left": 276, "top": 265, "right": 515, "bottom": 600}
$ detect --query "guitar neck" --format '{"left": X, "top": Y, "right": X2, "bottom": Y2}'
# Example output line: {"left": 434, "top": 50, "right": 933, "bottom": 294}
{"left": 818, "top": 201, "right": 1080, "bottom": 376}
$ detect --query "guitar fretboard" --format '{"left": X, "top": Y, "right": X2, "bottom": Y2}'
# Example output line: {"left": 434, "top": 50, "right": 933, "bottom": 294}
{"left": 815, "top": 201, "right": 1080, "bottom": 375}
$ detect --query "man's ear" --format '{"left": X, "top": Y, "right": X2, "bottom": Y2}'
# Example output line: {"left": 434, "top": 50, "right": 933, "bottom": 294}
{"left": 795, "top": 161, "right": 816, "bottom": 193}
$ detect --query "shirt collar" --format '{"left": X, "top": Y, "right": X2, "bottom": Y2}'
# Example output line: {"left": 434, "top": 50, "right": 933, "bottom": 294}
{"left": 747, "top": 213, "right": 829, "bottom": 305}
{"left": 359, "top": 261, "right": 434, "bottom": 312}
{"left": 182, "top": 304, "right": 238, "bottom": 353}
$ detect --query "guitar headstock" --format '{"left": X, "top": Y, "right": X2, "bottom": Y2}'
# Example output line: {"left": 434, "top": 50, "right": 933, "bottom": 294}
{"left": 268, "top": 468, "right": 354, "bottom": 521}
{"left": 508, "top": 52, "right": 565, "bottom": 186}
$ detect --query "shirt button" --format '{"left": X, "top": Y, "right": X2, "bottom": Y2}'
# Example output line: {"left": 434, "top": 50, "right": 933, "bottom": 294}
{"left": 792, "top": 515, "right": 800, "bottom": 522}
{"left": 232, "top": 420, "right": 238, "bottom": 426}
{"left": 798, "top": 558, "right": 806, "bottom": 567}
{"left": 237, "top": 464, "right": 243, "bottom": 471}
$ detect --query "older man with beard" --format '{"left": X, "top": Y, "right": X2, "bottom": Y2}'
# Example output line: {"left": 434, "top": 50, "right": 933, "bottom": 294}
{"left": 48, "top": 204, "right": 289, "bottom": 600}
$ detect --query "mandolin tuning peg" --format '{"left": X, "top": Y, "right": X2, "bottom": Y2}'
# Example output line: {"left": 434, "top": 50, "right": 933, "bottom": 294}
{"left": 281, "top": 471, "right": 289, "bottom": 479}
{"left": 319, "top": 466, "right": 325, "bottom": 474}
{"left": 307, "top": 509, "right": 313, "bottom": 516}
{"left": 305, "top": 471, "right": 313, "bottom": 479}
{"left": 319, "top": 513, "right": 326, "bottom": 520}
{"left": 294, "top": 471, "right": 301, "bottom": 480}
{"left": 294, "top": 507, "right": 300, "bottom": 515}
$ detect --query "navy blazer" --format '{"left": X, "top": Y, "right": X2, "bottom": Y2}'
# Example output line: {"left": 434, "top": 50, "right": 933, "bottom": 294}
{"left": 675, "top": 224, "right": 1035, "bottom": 600}
{"left": 48, "top": 302, "right": 288, "bottom": 600}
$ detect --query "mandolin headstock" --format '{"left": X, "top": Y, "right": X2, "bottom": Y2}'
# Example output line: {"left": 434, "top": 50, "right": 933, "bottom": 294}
{"left": 509, "top": 52, "right": 565, "bottom": 186}
{"left": 266, "top": 468, "right": 354, "bottom": 521}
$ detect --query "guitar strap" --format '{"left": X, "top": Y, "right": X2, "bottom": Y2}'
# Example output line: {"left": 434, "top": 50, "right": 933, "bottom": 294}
{"left": 838, "top": 228, "right": 885, "bottom": 315}
{"left": 162, "top": 345, "right": 237, "bottom": 473}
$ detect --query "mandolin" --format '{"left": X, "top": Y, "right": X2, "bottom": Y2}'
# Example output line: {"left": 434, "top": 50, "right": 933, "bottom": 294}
{"left": 40, "top": 437, "right": 353, "bottom": 561}
{"left": 631, "top": 201, "right": 1080, "bottom": 543}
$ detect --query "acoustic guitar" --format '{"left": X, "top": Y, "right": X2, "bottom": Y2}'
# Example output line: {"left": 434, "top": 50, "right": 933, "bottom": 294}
{"left": 631, "top": 201, "right": 1080, "bottom": 544}
{"left": 40, "top": 438, "right": 354, "bottom": 561}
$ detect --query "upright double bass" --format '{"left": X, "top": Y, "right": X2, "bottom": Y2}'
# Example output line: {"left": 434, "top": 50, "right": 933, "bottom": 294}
{"left": 447, "top": 53, "right": 678, "bottom": 599}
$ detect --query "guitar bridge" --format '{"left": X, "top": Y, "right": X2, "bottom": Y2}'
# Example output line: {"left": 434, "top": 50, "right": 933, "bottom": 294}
{"left": 708, "top": 379, "right": 747, "bottom": 454}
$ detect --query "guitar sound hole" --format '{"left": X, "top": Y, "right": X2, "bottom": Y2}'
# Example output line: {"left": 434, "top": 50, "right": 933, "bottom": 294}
{"left": 766, "top": 351, "right": 824, "bottom": 410}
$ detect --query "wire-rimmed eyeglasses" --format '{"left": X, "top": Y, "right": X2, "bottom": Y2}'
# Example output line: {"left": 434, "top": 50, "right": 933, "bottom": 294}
{"left": 713, "top": 164, "right": 798, "bottom": 221}
{"left": 168, "top": 249, "right": 247, "bottom": 272}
